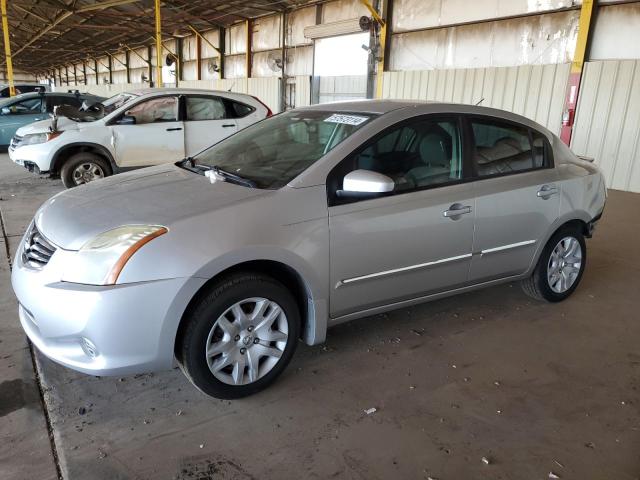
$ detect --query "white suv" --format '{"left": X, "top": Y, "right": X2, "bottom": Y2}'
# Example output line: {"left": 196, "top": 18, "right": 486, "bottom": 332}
{"left": 8, "top": 88, "right": 271, "bottom": 187}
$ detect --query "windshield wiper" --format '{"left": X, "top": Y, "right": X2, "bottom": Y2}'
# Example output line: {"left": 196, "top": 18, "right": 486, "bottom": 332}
{"left": 209, "top": 165, "right": 257, "bottom": 188}
{"left": 178, "top": 158, "right": 256, "bottom": 188}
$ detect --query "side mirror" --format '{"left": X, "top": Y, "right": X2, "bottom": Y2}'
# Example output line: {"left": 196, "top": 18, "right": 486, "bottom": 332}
{"left": 1, "top": 107, "right": 10, "bottom": 115}
{"left": 338, "top": 169, "right": 395, "bottom": 197}
{"left": 116, "top": 114, "right": 136, "bottom": 125}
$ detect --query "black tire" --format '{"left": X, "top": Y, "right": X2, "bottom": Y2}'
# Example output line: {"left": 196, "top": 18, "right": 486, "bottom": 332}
{"left": 521, "top": 224, "right": 586, "bottom": 302}
{"left": 177, "top": 273, "right": 300, "bottom": 399}
{"left": 60, "top": 152, "right": 111, "bottom": 188}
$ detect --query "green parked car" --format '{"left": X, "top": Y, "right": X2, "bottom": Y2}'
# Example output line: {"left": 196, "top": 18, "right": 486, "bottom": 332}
{"left": 0, "top": 91, "right": 104, "bottom": 150}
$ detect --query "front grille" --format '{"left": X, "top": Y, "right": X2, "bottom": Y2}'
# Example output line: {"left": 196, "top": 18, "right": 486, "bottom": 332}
{"left": 22, "top": 223, "right": 57, "bottom": 269}
{"left": 10, "top": 134, "right": 23, "bottom": 150}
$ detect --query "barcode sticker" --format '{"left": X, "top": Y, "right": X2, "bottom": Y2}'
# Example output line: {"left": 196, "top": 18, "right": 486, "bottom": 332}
{"left": 324, "top": 114, "right": 369, "bottom": 126}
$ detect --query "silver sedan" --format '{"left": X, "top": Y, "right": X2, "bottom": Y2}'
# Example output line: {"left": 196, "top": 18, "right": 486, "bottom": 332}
{"left": 12, "top": 101, "right": 606, "bottom": 398}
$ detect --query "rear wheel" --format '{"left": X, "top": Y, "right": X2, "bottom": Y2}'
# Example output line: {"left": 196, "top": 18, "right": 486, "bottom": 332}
{"left": 522, "top": 225, "right": 586, "bottom": 302}
{"left": 177, "top": 273, "right": 300, "bottom": 399}
{"left": 60, "top": 152, "right": 111, "bottom": 188}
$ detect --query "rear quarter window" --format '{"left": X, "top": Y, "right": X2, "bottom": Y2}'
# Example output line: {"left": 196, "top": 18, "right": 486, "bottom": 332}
{"left": 226, "top": 100, "right": 255, "bottom": 118}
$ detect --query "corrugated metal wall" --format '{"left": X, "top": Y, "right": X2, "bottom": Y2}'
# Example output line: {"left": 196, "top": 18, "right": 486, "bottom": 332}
{"left": 571, "top": 60, "right": 640, "bottom": 193}
{"left": 381, "top": 63, "right": 570, "bottom": 135}
{"left": 318, "top": 75, "right": 367, "bottom": 103}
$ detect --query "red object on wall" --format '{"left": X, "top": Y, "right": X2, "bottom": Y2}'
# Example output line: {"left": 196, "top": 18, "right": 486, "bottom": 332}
{"left": 560, "top": 72, "right": 582, "bottom": 145}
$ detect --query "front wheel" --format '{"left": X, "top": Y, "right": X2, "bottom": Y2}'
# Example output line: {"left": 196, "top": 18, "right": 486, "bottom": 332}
{"left": 177, "top": 273, "right": 300, "bottom": 399}
{"left": 522, "top": 225, "right": 586, "bottom": 302}
{"left": 60, "top": 152, "right": 111, "bottom": 188}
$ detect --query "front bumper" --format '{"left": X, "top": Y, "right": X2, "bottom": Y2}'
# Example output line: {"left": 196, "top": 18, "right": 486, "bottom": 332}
{"left": 9, "top": 142, "right": 53, "bottom": 174}
{"left": 11, "top": 236, "right": 206, "bottom": 376}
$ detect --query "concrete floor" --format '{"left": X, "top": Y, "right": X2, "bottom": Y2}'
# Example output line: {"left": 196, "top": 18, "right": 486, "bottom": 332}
{"left": 1, "top": 154, "right": 639, "bottom": 480}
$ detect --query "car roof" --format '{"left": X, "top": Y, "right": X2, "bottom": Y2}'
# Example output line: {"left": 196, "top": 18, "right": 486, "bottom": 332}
{"left": 132, "top": 87, "right": 253, "bottom": 98}
{"left": 298, "top": 99, "right": 552, "bottom": 136}
{"left": 7, "top": 91, "right": 98, "bottom": 99}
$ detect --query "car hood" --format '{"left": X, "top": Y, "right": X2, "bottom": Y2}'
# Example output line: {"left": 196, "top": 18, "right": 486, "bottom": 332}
{"left": 16, "top": 116, "right": 83, "bottom": 135}
{"left": 35, "top": 164, "right": 268, "bottom": 250}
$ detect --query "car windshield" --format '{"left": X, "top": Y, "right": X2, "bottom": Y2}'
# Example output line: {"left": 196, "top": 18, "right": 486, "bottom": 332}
{"left": 191, "top": 110, "right": 376, "bottom": 189}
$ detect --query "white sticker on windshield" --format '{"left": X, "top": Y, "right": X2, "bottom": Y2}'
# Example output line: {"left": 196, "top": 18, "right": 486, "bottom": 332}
{"left": 324, "top": 114, "right": 369, "bottom": 126}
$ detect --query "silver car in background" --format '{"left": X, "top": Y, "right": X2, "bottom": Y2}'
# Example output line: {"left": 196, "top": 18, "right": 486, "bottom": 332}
{"left": 12, "top": 101, "right": 606, "bottom": 398}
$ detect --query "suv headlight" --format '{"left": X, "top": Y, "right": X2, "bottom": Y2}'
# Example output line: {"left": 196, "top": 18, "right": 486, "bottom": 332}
{"left": 20, "top": 132, "right": 62, "bottom": 146}
{"left": 62, "top": 225, "right": 168, "bottom": 285}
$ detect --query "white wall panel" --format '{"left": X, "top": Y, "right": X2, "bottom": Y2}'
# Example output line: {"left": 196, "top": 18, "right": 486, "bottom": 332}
{"left": 390, "top": 10, "right": 579, "bottom": 70}
{"left": 294, "top": 76, "right": 311, "bottom": 107}
{"left": 288, "top": 6, "right": 315, "bottom": 46}
{"left": 202, "top": 29, "right": 221, "bottom": 59}
{"left": 253, "top": 15, "right": 282, "bottom": 51}
{"left": 572, "top": 60, "right": 640, "bottom": 193}
{"left": 226, "top": 23, "right": 247, "bottom": 55}
{"left": 286, "top": 46, "right": 313, "bottom": 76}
{"left": 590, "top": 3, "right": 640, "bottom": 61}
{"left": 382, "top": 63, "right": 569, "bottom": 134}
{"left": 392, "top": 0, "right": 580, "bottom": 32}
{"left": 322, "top": 0, "right": 369, "bottom": 23}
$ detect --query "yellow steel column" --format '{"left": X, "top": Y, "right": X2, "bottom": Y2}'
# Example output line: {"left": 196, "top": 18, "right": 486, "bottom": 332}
{"left": 560, "top": 0, "right": 596, "bottom": 145}
{"left": 1, "top": 0, "right": 15, "bottom": 96}
{"left": 154, "top": 0, "right": 163, "bottom": 87}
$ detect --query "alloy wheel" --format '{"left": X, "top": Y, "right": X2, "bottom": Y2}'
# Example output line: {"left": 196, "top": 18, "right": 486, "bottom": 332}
{"left": 205, "top": 297, "right": 289, "bottom": 386}
{"left": 547, "top": 236, "right": 582, "bottom": 293}
{"left": 72, "top": 162, "right": 105, "bottom": 185}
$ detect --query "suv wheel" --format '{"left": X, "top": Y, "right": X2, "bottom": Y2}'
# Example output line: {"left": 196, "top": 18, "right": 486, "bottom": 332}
{"left": 522, "top": 225, "right": 586, "bottom": 302}
{"left": 177, "top": 273, "right": 300, "bottom": 399}
{"left": 60, "top": 152, "right": 111, "bottom": 188}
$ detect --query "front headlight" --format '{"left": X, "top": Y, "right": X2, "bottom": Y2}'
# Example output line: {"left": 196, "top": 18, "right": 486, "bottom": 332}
{"left": 20, "top": 131, "right": 61, "bottom": 146}
{"left": 62, "top": 225, "right": 168, "bottom": 285}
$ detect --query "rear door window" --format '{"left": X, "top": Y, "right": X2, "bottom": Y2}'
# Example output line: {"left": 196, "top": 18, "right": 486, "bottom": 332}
{"left": 185, "top": 96, "right": 227, "bottom": 121}
{"left": 470, "top": 119, "right": 545, "bottom": 177}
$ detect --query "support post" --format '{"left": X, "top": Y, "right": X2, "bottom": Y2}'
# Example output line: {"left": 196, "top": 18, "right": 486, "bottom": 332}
{"left": 195, "top": 32, "right": 202, "bottom": 80}
{"left": 560, "top": 0, "right": 597, "bottom": 146}
{"left": 245, "top": 19, "right": 252, "bottom": 79}
{"left": 125, "top": 50, "right": 131, "bottom": 83}
{"left": 1, "top": 0, "right": 15, "bottom": 96}
{"left": 281, "top": 12, "right": 287, "bottom": 112}
{"left": 176, "top": 37, "right": 183, "bottom": 84}
{"left": 219, "top": 27, "right": 225, "bottom": 79}
{"left": 83, "top": 61, "right": 87, "bottom": 85}
{"left": 95, "top": 59, "right": 99, "bottom": 85}
{"left": 73, "top": 63, "right": 78, "bottom": 86}
{"left": 154, "top": 0, "right": 163, "bottom": 87}
{"left": 108, "top": 55, "right": 113, "bottom": 84}
{"left": 147, "top": 46, "right": 153, "bottom": 86}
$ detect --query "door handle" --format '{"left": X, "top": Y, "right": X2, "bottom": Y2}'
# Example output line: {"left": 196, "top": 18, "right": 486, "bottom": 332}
{"left": 222, "top": 124, "right": 235, "bottom": 128}
{"left": 443, "top": 203, "right": 472, "bottom": 219}
{"left": 537, "top": 185, "right": 558, "bottom": 199}
{"left": 166, "top": 127, "right": 183, "bottom": 131}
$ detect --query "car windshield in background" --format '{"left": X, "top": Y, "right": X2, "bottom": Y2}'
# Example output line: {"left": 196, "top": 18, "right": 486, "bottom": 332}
{"left": 192, "top": 110, "right": 376, "bottom": 189}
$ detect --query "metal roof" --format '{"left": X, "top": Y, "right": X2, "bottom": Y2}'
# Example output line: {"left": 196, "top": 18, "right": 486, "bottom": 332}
{"left": 1, "top": 0, "right": 320, "bottom": 74}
